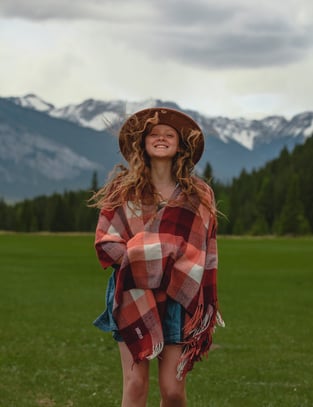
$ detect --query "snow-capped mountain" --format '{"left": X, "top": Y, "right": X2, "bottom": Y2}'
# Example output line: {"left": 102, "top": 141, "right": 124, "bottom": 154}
{"left": 208, "top": 115, "right": 288, "bottom": 150}
{"left": 1, "top": 94, "right": 312, "bottom": 201}
{"left": 9, "top": 94, "right": 313, "bottom": 151}
{"left": 9, "top": 95, "right": 162, "bottom": 132}
{"left": 9, "top": 94, "right": 54, "bottom": 113}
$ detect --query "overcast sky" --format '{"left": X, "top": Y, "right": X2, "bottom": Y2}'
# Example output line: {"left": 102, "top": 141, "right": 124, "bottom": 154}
{"left": 1, "top": 0, "right": 312, "bottom": 118}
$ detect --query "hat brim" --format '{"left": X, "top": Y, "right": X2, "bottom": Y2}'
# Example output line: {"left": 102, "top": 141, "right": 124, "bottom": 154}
{"left": 119, "top": 107, "right": 204, "bottom": 164}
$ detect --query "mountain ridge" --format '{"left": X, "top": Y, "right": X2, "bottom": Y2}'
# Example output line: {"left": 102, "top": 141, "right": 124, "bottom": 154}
{"left": 1, "top": 94, "right": 312, "bottom": 201}
{"left": 9, "top": 93, "right": 313, "bottom": 150}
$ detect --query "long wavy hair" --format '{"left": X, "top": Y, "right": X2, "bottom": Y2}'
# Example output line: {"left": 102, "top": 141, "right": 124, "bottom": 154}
{"left": 89, "top": 111, "right": 216, "bottom": 217}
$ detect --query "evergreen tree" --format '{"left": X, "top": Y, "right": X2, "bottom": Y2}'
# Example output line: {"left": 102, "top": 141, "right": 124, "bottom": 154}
{"left": 203, "top": 162, "right": 213, "bottom": 184}
{"left": 292, "top": 136, "right": 313, "bottom": 229}
{"left": 0, "top": 199, "right": 9, "bottom": 230}
{"left": 275, "top": 174, "right": 311, "bottom": 235}
{"left": 256, "top": 175, "right": 273, "bottom": 231}
{"left": 91, "top": 171, "right": 99, "bottom": 191}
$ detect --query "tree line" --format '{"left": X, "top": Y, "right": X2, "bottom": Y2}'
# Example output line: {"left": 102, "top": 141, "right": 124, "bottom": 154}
{"left": 0, "top": 136, "right": 312, "bottom": 235}
{"left": 211, "top": 134, "right": 313, "bottom": 235}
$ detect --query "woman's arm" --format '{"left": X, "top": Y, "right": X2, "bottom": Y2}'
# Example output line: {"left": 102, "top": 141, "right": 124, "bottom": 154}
{"left": 95, "top": 208, "right": 127, "bottom": 269}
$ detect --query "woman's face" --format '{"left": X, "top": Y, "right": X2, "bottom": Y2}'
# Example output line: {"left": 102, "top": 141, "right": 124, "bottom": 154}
{"left": 145, "top": 124, "right": 180, "bottom": 161}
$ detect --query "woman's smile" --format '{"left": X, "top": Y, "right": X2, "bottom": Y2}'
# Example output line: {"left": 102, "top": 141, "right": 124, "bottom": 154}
{"left": 145, "top": 124, "right": 179, "bottom": 159}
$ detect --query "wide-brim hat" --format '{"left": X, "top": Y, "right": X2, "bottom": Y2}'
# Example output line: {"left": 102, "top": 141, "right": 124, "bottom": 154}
{"left": 118, "top": 107, "right": 204, "bottom": 164}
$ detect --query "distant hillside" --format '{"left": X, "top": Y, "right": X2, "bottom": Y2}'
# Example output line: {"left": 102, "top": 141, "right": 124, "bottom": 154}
{"left": 0, "top": 98, "right": 119, "bottom": 201}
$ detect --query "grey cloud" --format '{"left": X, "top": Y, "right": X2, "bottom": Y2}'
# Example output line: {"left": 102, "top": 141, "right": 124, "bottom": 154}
{"left": 0, "top": 0, "right": 126, "bottom": 21}
{"left": 0, "top": 0, "right": 259, "bottom": 24}
{"left": 153, "top": 1, "right": 237, "bottom": 25}
{"left": 117, "top": 3, "right": 313, "bottom": 69}
{"left": 171, "top": 32, "right": 311, "bottom": 69}
{"left": 1, "top": 0, "right": 312, "bottom": 69}
{"left": 115, "top": 18, "right": 312, "bottom": 69}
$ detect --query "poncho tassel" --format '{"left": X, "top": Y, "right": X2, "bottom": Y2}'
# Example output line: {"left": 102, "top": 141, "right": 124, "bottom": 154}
{"left": 183, "top": 303, "right": 204, "bottom": 337}
{"left": 176, "top": 305, "right": 225, "bottom": 380}
{"left": 146, "top": 342, "right": 164, "bottom": 360}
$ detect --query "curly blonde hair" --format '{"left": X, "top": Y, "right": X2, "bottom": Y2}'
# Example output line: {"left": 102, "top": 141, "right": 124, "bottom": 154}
{"left": 89, "top": 111, "right": 216, "bottom": 217}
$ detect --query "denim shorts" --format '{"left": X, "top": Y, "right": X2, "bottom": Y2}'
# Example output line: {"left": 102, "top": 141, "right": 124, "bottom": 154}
{"left": 93, "top": 270, "right": 184, "bottom": 344}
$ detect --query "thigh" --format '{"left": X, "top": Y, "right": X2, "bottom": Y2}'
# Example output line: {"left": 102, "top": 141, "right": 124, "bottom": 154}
{"left": 118, "top": 342, "right": 150, "bottom": 381}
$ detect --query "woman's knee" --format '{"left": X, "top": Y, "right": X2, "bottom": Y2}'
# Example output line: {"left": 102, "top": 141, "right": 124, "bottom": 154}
{"left": 124, "top": 373, "right": 149, "bottom": 400}
{"left": 160, "top": 382, "right": 186, "bottom": 404}
{"left": 119, "top": 342, "right": 149, "bottom": 402}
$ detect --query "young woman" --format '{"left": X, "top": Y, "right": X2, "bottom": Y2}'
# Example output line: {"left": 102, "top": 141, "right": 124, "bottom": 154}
{"left": 91, "top": 107, "right": 224, "bottom": 407}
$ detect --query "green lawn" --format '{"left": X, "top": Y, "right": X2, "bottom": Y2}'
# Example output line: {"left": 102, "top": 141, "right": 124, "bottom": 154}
{"left": 1, "top": 234, "right": 312, "bottom": 406}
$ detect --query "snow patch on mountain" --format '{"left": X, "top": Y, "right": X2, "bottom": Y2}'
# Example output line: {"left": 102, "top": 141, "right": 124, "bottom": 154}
{"left": 9, "top": 94, "right": 54, "bottom": 112}
{"left": 125, "top": 99, "right": 159, "bottom": 115}
{"left": 304, "top": 122, "right": 313, "bottom": 137}
{"left": 50, "top": 98, "right": 162, "bottom": 131}
{"left": 50, "top": 99, "right": 123, "bottom": 130}
{"left": 211, "top": 117, "right": 258, "bottom": 150}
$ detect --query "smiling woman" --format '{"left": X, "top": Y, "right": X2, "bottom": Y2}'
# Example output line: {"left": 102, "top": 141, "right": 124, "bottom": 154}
{"left": 88, "top": 107, "right": 224, "bottom": 407}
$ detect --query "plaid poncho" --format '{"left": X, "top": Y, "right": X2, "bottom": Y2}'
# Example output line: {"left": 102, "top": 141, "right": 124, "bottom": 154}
{"left": 95, "top": 181, "right": 223, "bottom": 379}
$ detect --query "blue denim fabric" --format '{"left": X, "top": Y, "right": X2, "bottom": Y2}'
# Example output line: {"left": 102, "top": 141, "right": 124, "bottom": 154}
{"left": 93, "top": 270, "right": 184, "bottom": 344}
{"left": 93, "top": 272, "right": 118, "bottom": 332}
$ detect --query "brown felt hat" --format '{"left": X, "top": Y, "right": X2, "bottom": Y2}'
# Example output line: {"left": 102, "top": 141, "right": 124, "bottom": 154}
{"left": 118, "top": 107, "right": 204, "bottom": 164}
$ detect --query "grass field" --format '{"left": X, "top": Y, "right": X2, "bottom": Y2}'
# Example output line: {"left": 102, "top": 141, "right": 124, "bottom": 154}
{"left": 1, "top": 234, "right": 313, "bottom": 407}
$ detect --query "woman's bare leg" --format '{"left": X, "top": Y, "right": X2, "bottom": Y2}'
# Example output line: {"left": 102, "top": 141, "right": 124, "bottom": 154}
{"left": 158, "top": 345, "right": 187, "bottom": 407}
{"left": 118, "top": 342, "right": 150, "bottom": 407}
